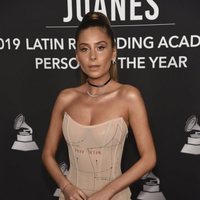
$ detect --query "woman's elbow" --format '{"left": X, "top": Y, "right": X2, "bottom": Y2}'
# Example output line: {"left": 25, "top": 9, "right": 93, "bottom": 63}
{"left": 142, "top": 150, "right": 157, "bottom": 171}
{"left": 150, "top": 153, "right": 157, "bottom": 169}
{"left": 41, "top": 149, "right": 48, "bottom": 164}
{"left": 41, "top": 148, "right": 53, "bottom": 164}
{"left": 147, "top": 151, "right": 157, "bottom": 170}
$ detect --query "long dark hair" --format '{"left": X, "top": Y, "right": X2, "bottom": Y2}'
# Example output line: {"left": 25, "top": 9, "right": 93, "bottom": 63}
{"left": 75, "top": 11, "right": 118, "bottom": 83}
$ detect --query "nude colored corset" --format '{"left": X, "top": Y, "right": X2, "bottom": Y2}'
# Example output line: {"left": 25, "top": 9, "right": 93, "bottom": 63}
{"left": 62, "top": 113, "right": 131, "bottom": 199}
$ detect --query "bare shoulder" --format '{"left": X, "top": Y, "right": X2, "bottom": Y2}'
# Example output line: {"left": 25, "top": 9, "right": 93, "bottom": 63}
{"left": 119, "top": 84, "right": 142, "bottom": 102}
{"left": 118, "top": 84, "right": 146, "bottom": 119}
{"left": 55, "top": 86, "right": 83, "bottom": 108}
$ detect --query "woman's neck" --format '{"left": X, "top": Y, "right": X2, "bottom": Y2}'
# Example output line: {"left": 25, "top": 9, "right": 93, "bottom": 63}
{"left": 87, "top": 76, "right": 111, "bottom": 88}
{"left": 86, "top": 74, "right": 112, "bottom": 97}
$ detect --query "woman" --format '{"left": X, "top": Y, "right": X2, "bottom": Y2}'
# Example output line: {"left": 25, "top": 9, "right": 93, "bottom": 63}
{"left": 42, "top": 11, "right": 156, "bottom": 200}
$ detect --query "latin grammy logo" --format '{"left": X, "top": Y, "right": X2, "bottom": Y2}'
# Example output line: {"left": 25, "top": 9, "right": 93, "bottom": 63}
{"left": 181, "top": 115, "right": 200, "bottom": 155}
{"left": 11, "top": 114, "right": 39, "bottom": 151}
{"left": 137, "top": 172, "right": 166, "bottom": 200}
{"left": 53, "top": 162, "right": 68, "bottom": 197}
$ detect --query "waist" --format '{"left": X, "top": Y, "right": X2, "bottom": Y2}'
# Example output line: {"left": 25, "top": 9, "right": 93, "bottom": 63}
{"left": 67, "top": 167, "right": 122, "bottom": 196}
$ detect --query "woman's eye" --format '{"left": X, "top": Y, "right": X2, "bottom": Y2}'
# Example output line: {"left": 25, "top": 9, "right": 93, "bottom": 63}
{"left": 79, "top": 47, "right": 88, "bottom": 52}
{"left": 97, "top": 46, "right": 105, "bottom": 51}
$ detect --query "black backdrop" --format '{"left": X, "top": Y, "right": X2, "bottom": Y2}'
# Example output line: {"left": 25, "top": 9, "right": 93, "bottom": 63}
{"left": 1, "top": 0, "right": 200, "bottom": 200}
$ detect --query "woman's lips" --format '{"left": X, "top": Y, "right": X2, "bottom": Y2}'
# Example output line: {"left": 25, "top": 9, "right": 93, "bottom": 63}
{"left": 88, "top": 65, "right": 100, "bottom": 69}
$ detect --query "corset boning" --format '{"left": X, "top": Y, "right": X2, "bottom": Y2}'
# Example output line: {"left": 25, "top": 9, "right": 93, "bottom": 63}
{"left": 61, "top": 113, "right": 131, "bottom": 199}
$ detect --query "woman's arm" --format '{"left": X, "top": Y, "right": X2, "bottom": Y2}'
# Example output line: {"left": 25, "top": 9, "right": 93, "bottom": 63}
{"left": 88, "top": 86, "right": 156, "bottom": 200}
{"left": 42, "top": 91, "right": 67, "bottom": 188}
{"left": 42, "top": 90, "right": 87, "bottom": 200}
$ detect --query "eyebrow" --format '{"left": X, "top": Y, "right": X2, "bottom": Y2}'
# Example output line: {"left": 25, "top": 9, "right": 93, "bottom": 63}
{"left": 78, "top": 41, "right": 108, "bottom": 46}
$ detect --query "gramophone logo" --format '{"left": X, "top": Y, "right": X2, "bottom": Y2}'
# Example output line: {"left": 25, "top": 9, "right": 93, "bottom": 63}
{"left": 54, "top": 162, "right": 68, "bottom": 197}
{"left": 137, "top": 172, "right": 166, "bottom": 200}
{"left": 181, "top": 115, "right": 200, "bottom": 155}
{"left": 11, "top": 114, "right": 39, "bottom": 151}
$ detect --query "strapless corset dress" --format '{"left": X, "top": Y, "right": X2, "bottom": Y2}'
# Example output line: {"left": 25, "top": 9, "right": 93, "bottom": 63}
{"left": 59, "top": 113, "right": 131, "bottom": 200}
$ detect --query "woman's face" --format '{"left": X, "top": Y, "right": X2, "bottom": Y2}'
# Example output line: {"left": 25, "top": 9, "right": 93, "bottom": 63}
{"left": 76, "top": 27, "right": 116, "bottom": 79}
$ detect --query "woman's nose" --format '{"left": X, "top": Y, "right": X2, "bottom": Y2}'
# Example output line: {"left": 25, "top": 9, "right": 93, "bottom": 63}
{"left": 90, "top": 49, "right": 96, "bottom": 60}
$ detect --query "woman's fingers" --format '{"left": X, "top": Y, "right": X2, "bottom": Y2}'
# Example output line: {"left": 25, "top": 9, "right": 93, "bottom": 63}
{"left": 63, "top": 185, "right": 88, "bottom": 200}
{"left": 68, "top": 192, "right": 87, "bottom": 200}
{"left": 78, "top": 190, "right": 87, "bottom": 200}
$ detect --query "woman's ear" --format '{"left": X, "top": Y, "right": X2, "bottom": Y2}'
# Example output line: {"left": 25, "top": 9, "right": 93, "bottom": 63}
{"left": 112, "top": 46, "right": 117, "bottom": 61}
{"left": 76, "top": 54, "right": 80, "bottom": 65}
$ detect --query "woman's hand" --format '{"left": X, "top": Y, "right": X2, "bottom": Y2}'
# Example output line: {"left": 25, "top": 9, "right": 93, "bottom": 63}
{"left": 88, "top": 189, "right": 113, "bottom": 200}
{"left": 63, "top": 183, "right": 88, "bottom": 200}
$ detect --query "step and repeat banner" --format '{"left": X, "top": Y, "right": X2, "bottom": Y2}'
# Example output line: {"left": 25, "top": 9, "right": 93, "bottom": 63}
{"left": 1, "top": 0, "right": 200, "bottom": 200}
